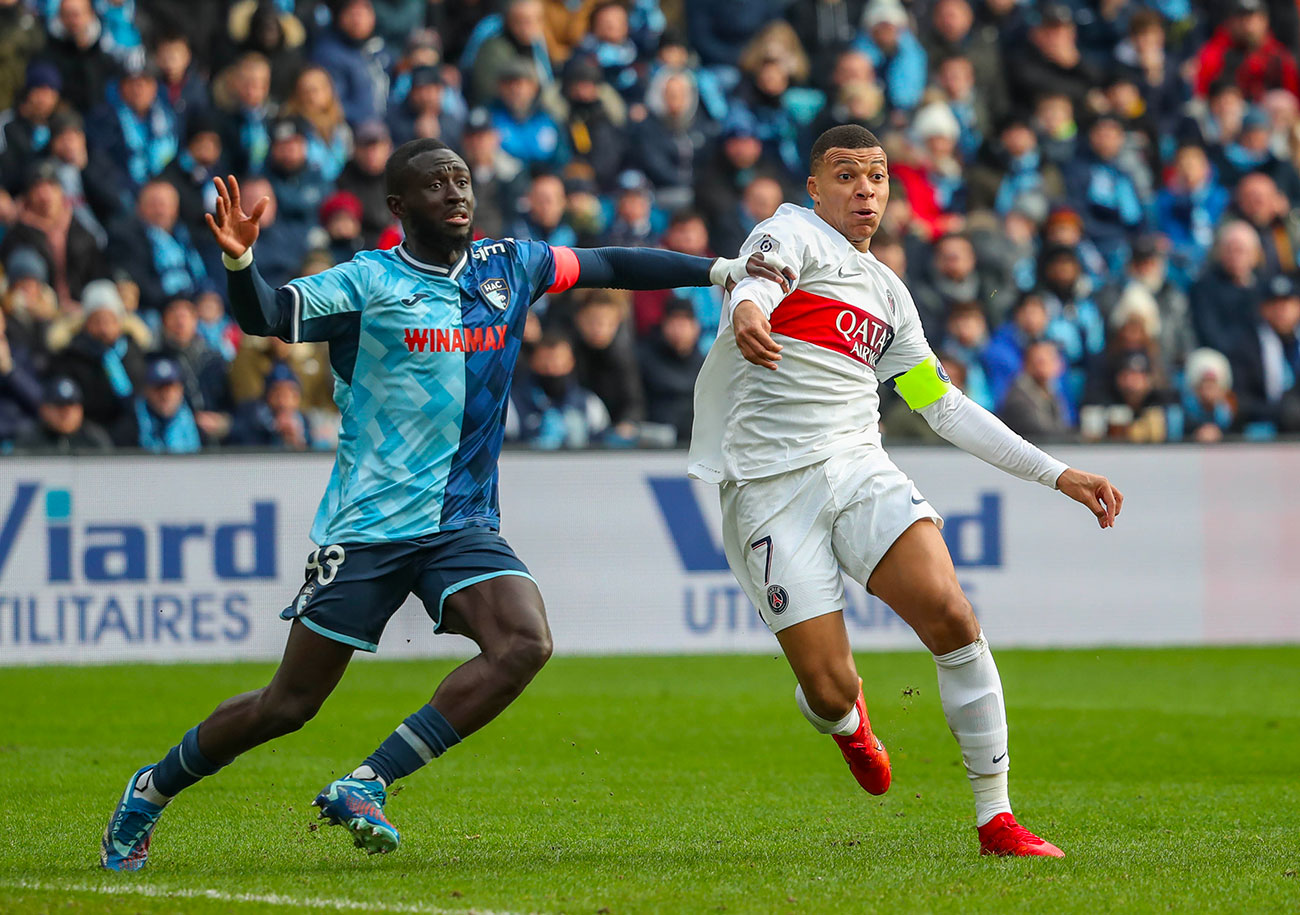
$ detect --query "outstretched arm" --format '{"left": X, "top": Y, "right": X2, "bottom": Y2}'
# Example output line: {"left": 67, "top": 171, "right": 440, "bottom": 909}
{"left": 206, "top": 175, "right": 293, "bottom": 339}
{"left": 562, "top": 246, "right": 794, "bottom": 292}
{"left": 916, "top": 386, "right": 1124, "bottom": 529}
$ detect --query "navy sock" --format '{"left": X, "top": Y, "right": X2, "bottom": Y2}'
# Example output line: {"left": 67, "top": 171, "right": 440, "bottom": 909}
{"left": 151, "top": 725, "right": 225, "bottom": 797}
{"left": 361, "top": 706, "right": 461, "bottom": 785}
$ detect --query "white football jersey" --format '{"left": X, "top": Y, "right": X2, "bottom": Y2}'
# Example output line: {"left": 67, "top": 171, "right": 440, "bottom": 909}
{"left": 689, "top": 204, "right": 940, "bottom": 483}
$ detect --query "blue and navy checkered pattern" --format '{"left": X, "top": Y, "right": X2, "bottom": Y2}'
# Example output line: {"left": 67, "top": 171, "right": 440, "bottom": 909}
{"left": 286, "top": 239, "right": 555, "bottom": 545}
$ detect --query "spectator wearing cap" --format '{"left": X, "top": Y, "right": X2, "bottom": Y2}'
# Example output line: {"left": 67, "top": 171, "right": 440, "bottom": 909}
{"left": 1215, "top": 105, "right": 1300, "bottom": 201}
{"left": 154, "top": 294, "right": 231, "bottom": 434}
{"left": 967, "top": 118, "right": 1065, "bottom": 215}
{"left": 320, "top": 191, "right": 365, "bottom": 264}
{"left": 216, "top": 52, "right": 273, "bottom": 177}
{"left": 1038, "top": 243, "right": 1105, "bottom": 409}
{"left": 984, "top": 291, "right": 1053, "bottom": 408}
{"left": 1007, "top": 4, "right": 1104, "bottom": 114}
{"left": 853, "top": 1, "right": 927, "bottom": 113}
{"left": 912, "top": 232, "right": 1012, "bottom": 339}
{"left": 1079, "top": 349, "right": 1172, "bottom": 443}
{"left": 509, "top": 172, "right": 578, "bottom": 248}
{"left": 1196, "top": 0, "right": 1300, "bottom": 103}
{"left": 0, "top": 63, "right": 63, "bottom": 192}
{"left": 265, "top": 117, "right": 329, "bottom": 243}
{"left": 281, "top": 66, "right": 352, "bottom": 183}
{"left": 228, "top": 362, "right": 315, "bottom": 450}
{"left": 694, "top": 111, "right": 780, "bottom": 250}
{"left": 86, "top": 63, "right": 179, "bottom": 194}
{"left": 312, "top": 0, "right": 392, "bottom": 127}
{"left": 489, "top": 61, "right": 567, "bottom": 168}
{"left": 1, "top": 247, "right": 58, "bottom": 366}
{"left": 998, "top": 339, "right": 1074, "bottom": 442}
{"left": 161, "top": 110, "right": 226, "bottom": 240}
{"left": 114, "top": 355, "right": 203, "bottom": 452}
{"left": 0, "top": 303, "right": 42, "bottom": 444}
{"left": 0, "top": 0, "right": 45, "bottom": 112}
{"left": 153, "top": 33, "right": 207, "bottom": 131}
{"left": 922, "top": 0, "right": 1008, "bottom": 125}
{"left": 1232, "top": 172, "right": 1300, "bottom": 280}
{"left": 226, "top": 1, "right": 307, "bottom": 103}
{"left": 634, "top": 67, "right": 705, "bottom": 212}
{"left": 547, "top": 54, "right": 626, "bottom": 191}
{"left": 512, "top": 332, "right": 610, "bottom": 449}
{"left": 573, "top": 1, "right": 646, "bottom": 104}
{"left": 48, "top": 278, "right": 147, "bottom": 432}
{"left": 601, "top": 170, "right": 660, "bottom": 247}
{"left": 1192, "top": 221, "right": 1265, "bottom": 349}
{"left": 637, "top": 296, "right": 705, "bottom": 443}
{"left": 1229, "top": 272, "right": 1300, "bottom": 435}
{"left": 459, "top": 108, "right": 525, "bottom": 241}
{"left": 471, "top": 0, "right": 552, "bottom": 107}
{"left": 1100, "top": 235, "right": 1195, "bottom": 369}
{"left": 335, "top": 121, "right": 392, "bottom": 246}
{"left": 1156, "top": 143, "right": 1231, "bottom": 288}
{"left": 387, "top": 65, "right": 464, "bottom": 149}
{"left": 685, "top": 0, "right": 784, "bottom": 70}
{"left": 940, "top": 301, "right": 995, "bottom": 409}
{"left": 1179, "top": 347, "right": 1238, "bottom": 442}
{"left": 107, "top": 179, "right": 207, "bottom": 314}
{"left": 1064, "top": 116, "right": 1146, "bottom": 279}
{"left": 0, "top": 163, "right": 108, "bottom": 305}
{"left": 42, "top": 0, "right": 121, "bottom": 112}
{"left": 14, "top": 375, "right": 113, "bottom": 452}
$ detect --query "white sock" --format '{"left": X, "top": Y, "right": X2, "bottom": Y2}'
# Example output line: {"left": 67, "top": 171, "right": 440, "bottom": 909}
{"left": 795, "top": 683, "right": 860, "bottom": 736}
{"left": 349, "top": 764, "right": 387, "bottom": 786}
{"left": 133, "top": 768, "right": 172, "bottom": 807}
{"left": 934, "top": 631, "right": 1012, "bottom": 827}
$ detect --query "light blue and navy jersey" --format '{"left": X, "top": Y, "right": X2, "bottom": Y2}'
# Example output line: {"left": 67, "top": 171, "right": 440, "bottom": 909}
{"left": 283, "top": 240, "right": 582, "bottom": 544}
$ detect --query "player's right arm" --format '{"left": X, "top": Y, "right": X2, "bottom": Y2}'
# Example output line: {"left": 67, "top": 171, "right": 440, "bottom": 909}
{"left": 727, "top": 221, "right": 808, "bottom": 370}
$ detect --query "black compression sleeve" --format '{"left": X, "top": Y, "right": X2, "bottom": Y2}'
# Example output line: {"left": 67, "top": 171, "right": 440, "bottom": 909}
{"left": 225, "top": 258, "right": 295, "bottom": 339}
{"left": 571, "top": 246, "right": 715, "bottom": 290}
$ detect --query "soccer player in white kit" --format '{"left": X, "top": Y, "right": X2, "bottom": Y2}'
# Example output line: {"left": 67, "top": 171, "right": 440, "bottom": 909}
{"left": 688, "top": 125, "right": 1124, "bottom": 857}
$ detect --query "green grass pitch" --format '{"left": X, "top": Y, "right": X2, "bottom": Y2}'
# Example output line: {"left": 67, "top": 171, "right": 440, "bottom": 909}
{"left": 1, "top": 647, "right": 1297, "bottom": 914}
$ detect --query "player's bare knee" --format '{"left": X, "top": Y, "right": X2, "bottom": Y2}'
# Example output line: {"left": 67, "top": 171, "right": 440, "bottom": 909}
{"left": 256, "top": 689, "right": 322, "bottom": 737}
{"left": 801, "top": 666, "right": 859, "bottom": 720}
{"left": 920, "top": 592, "right": 978, "bottom": 655}
{"left": 489, "top": 607, "right": 552, "bottom": 680}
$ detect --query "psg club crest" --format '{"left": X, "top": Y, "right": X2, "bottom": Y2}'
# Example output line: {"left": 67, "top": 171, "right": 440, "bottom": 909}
{"left": 767, "top": 584, "right": 789, "bottom": 614}
{"left": 479, "top": 277, "right": 510, "bottom": 311}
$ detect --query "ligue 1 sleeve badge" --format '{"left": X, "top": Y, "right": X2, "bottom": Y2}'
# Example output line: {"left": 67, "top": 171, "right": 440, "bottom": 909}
{"left": 479, "top": 277, "right": 510, "bottom": 310}
{"left": 767, "top": 584, "right": 790, "bottom": 614}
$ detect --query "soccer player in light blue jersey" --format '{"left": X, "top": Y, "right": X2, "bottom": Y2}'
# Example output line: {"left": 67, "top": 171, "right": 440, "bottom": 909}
{"left": 99, "top": 138, "right": 795, "bottom": 870}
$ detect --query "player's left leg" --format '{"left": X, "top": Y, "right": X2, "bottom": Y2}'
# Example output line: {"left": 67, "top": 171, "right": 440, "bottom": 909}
{"left": 867, "top": 519, "right": 1063, "bottom": 857}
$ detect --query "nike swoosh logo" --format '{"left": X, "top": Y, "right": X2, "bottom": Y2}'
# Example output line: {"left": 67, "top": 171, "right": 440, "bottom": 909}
{"left": 992, "top": 752, "right": 1007, "bottom": 763}
{"left": 838, "top": 263, "right": 855, "bottom": 278}
{"left": 910, "top": 495, "right": 925, "bottom": 505}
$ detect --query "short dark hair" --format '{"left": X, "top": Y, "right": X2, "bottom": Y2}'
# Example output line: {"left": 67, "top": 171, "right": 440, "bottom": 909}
{"left": 810, "top": 125, "right": 881, "bottom": 171}
{"left": 384, "top": 137, "right": 453, "bottom": 196}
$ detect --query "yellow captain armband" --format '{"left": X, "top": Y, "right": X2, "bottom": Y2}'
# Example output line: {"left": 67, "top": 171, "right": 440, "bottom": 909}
{"left": 893, "top": 356, "right": 954, "bottom": 410}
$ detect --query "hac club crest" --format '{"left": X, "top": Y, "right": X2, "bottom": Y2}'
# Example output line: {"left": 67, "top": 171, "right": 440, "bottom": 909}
{"left": 479, "top": 277, "right": 510, "bottom": 311}
{"left": 767, "top": 584, "right": 790, "bottom": 614}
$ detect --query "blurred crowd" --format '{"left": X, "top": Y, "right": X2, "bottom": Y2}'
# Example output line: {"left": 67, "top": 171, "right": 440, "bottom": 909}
{"left": 2, "top": 0, "right": 1300, "bottom": 453}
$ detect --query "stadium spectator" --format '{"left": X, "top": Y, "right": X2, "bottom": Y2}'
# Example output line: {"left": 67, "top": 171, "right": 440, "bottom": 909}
{"left": 637, "top": 297, "right": 704, "bottom": 443}
{"left": 1232, "top": 171, "right": 1300, "bottom": 280}
{"left": 998, "top": 339, "right": 1074, "bottom": 441}
{"left": 507, "top": 172, "right": 573, "bottom": 247}
{"left": 0, "top": 304, "right": 42, "bottom": 444}
{"left": 1118, "top": 10, "right": 1186, "bottom": 146}
{"left": 632, "top": 209, "right": 721, "bottom": 342}
{"left": 1215, "top": 105, "right": 1300, "bottom": 201}
{"left": 601, "top": 170, "right": 658, "bottom": 247}
{"left": 1, "top": 247, "right": 57, "bottom": 367}
{"left": 1064, "top": 116, "right": 1147, "bottom": 277}
{"left": 228, "top": 362, "right": 315, "bottom": 449}
{"left": 985, "top": 291, "right": 1053, "bottom": 407}
{"left": 387, "top": 65, "right": 463, "bottom": 148}
{"left": 229, "top": 331, "right": 334, "bottom": 412}
{"left": 228, "top": 176, "right": 306, "bottom": 288}
{"left": 786, "top": 0, "right": 866, "bottom": 87}
{"left": 312, "top": 0, "right": 391, "bottom": 127}
{"left": 907, "top": 101, "right": 969, "bottom": 215}
{"left": 1031, "top": 91, "right": 1080, "bottom": 171}
{"left": 1192, "top": 220, "right": 1265, "bottom": 349}
{"left": 854, "top": 0, "right": 927, "bottom": 113}
{"left": 1179, "top": 346, "right": 1239, "bottom": 441}
{"left": 633, "top": 68, "right": 703, "bottom": 211}
{"left": 571, "top": 289, "right": 644, "bottom": 434}
{"left": 1195, "top": 0, "right": 1300, "bottom": 102}
{"left": 912, "top": 232, "right": 1011, "bottom": 339}
{"left": 1155, "top": 143, "right": 1231, "bottom": 285}
{"left": 1229, "top": 272, "right": 1300, "bottom": 434}
{"left": 153, "top": 295, "right": 231, "bottom": 439}
{"left": 515, "top": 332, "right": 610, "bottom": 449}
{"left": 1100, "top": 235, "right": 1196, "bottom": 370}
{"left": 161, "top": 111, "right": 226, "bottom": 240}
{"left": 216, "top": 52, "right": 273, "bottom": 177}
{"left": 939, "top": 300, "right": 995, "bottom": 410}
{"left": 685, "top": 0, "right": 784, "bottom": 69}
{"left": 809, "top": 75, "right": 889, "bottom": 146}
{"left": 280, "top": 66, "right": 352, "bottom": 183}
{"left": 320, "top": 191, "right": 365, "bottom": 265}
{"left": 47, "top": 279, "right": 146, "bottom": 432}
{"left": 0, "top": 63, "right": 63, "bottom": 192}
{"left": 14, "top": 374, "right": 113, "bottom": 451}
{"left": 1007, "top": 4, "right": 1103, "bottom": 115}
{"left": 86, "top": 62, "right": 180, "bottom": 194}
{"left": 488, "top": 61, "right": 565, "bottom": 168}
{"left": 694, "top": 112, "right": 777, "bottom": 251}
{"left": 42, "top": 0, "right": 120, "bottom": 113}
{"left": 46, "top": 110, "right": 119, "bottom": 242}
{"left": 115, "top": 355, "right": 202, "bottom": 452}
{"left": 1, "top": 161, "right": 107, "bottom": 305}
{"left": 471, "top": 0, "right": 551, "bottom": 107}
{"left": 933, "top": 53, "right": 991, "bottom": 163}
{"left": 459, "top": 107, "right": 524, "bottom": 241}
{"left": 265, "top": 118, "right": 330, "bottom": 242}
{"left": 1038, "top": 243, "right": 1105, "bottom": 409}
{"left": 1079, "top": 349, "right": 1172, "bottom": 443}
{"left": 224, "top": 0, "right": 307, "bottom": 102}
{"left": 734, "top": 21, "right": 808, "bottom": 178}
{"left": 0, "top": 0, "right": 45, "bottom": 113}
{"left": 153, "top": 32, "right": 207, "bottom": 131}
{"left": 1085, "top": 283, "right": 1173, "bottom": 400}
{"left": 968, "top": 119, "right": 1061, "bottom": 216}
{"left": 922, "top": 0, "right": 1008, "bottom": 124}
{"left": 107, "top": 179, "right": 207, "bottom": 315}
{"left": 333, "top": 121, "right": 392, "bottom": 246}
{"left": 573, "top": 0, "right": 644, "bottom": 104}
{"left": 548, "top": 54, "right": 625, "bottom": 191}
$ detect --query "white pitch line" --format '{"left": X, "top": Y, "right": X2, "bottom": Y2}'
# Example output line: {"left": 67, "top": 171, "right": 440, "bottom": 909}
{"left": 1, "top": 880, "right": 543, "bottom": 915}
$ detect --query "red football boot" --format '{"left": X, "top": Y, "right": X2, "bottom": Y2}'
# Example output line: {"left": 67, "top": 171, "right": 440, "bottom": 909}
{"left": 830, "top": 681, "right": 891, "bottom": 795}
{"left": 977, "top": 813, "right": 1065, "bottom": 857}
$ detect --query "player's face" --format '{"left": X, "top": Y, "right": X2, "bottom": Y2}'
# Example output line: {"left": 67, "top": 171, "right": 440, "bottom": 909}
{"left": 391, "top": 149, "right": 475, "bottom": 243}
{"left": 808, "top": 146, "right": 889, "bottom": 249}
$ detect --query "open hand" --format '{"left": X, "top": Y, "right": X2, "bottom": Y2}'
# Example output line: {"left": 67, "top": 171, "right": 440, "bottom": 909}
{"left": 204, "top": 175, "right": 268, "bottom": 259}
{"left": 733, "top": 299, "right": 782, "bottom": 370}
{"left": 1056, "top": 467, "right": 1124, "bottom": 529}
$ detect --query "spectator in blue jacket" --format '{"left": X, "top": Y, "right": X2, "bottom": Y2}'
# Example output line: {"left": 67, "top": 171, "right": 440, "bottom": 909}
{"left": 311, "top": 0, "right": 391, "bottom": 126}
{"left": 106, "top": 179, "right": 207, "bottom": 315}
{"left": 115, "top": 356, "right": 203, "bottom": 452}
{"left": 1155, "top": 143, "right": 1230, "bottom": 287}
{"left": 488, "top": 61, "right": 566, "bottom": 168}
{"left": 0, "top": 63, "right": 64, "bottom": 194}
{"left": 985, "top": 291, "right": 1052, "bottom": 408}
{"left": 574, "top": 0, "right": 646, "bottom": 103}
{"left": 86, "top": 63, "right": 179, "bottom": 193}
{"left": 513, "top": 333, "right": 610, "bottom": 449}
{"left": 1038, "top": 244, "right": 1105, "bottom": 411}
{"left": 264, "top": 117, "right": 329, "bottom": 242}
{"left": 854, "top": 1, "right": 928, "bottom": 113}
{"left": 1064, "top": 115, "right": 1146, "bottom": 279}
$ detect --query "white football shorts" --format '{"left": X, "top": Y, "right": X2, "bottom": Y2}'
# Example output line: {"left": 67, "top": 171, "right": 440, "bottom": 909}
{"left": 718, "top": 446, "right": 944, "bottom": 633}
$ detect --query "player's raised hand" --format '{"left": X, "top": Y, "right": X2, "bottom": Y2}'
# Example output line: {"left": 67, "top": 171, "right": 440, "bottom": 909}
{"left": 204, "top": 175, "right": 268, "bottom": 259}
{"left": 733, "top": 299, "right": 782, "bottom": 370}
{"left": 1055, "top": 468, "right": 1124, "bottom": 529}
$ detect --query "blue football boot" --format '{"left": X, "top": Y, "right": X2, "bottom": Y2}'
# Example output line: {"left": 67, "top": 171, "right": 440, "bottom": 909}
{"left": 100, "top": 766, "right": 167, "bottom": 871}
{"left": 313, "top": 777, "right": 400, "bottom": 854}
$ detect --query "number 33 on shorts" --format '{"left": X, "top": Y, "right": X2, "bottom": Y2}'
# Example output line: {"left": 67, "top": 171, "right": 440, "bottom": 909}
{"left": 290, "top": 544, "right": 346, "bottom": 613}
